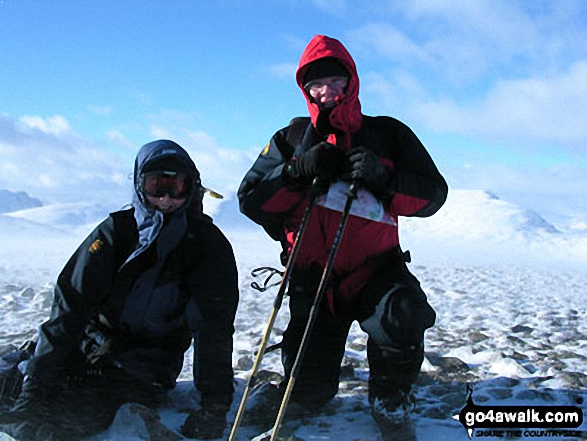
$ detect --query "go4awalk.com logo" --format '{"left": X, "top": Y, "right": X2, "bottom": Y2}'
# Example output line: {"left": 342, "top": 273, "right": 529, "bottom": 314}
{"left": 454, "top": 386, "right": 584, "bottom": 439}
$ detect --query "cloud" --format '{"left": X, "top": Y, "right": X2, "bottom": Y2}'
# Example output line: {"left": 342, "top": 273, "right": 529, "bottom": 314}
{"left": 0, "top": 111, "right": 260, "bottom": 210}
{"left": 150, "top": 125, "right": 173, "bottom": 140}
{"left": 413, "top": 60, "right": 587, "bottom": 149}
{"left": 123, "top": 108, "right": 260, "bottom": 193}
{"left": 313, "top": 0, "right": 347, "bottom": 14}
{"left": 269, "top": 62, "right": 298, "bottom": 80}
{"left": 106, "top": 130, "right": 137, "bottom": 151}
{"left": 19, "top": 115, "right": 72, "bottom": 136}
{"left": 88, "top": 105, "right": 114, "bottom": 116}
{"left": 0, "top": 114, "right": 131, "bottom": 205}
{"left": 148, "top": 127, "right": 258, "bottom": 194}
{"left": 351, "top": 1, "right": 587, "bottom": 87}
{"left": 445, "top": 160, "right": 587, "bottom": 197}
{"left": 352, "top": 5, "right": 587, "bottom": 153}
{"left": 349, "top": 23, "right": 433, "bottom": 67}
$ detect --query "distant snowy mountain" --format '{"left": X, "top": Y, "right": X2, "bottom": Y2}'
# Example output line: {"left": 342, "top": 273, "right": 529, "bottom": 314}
{"left": 2, "top": 187, "right": 585, "bottom": 275}
{"left": 6, "top": 201, "right": 124, "bottom": 231}
{"left": 0, "top": 212, "right": 73, "bottom": 238}
{"left": 400, "top": 189, "right": 586, "bottom": 272}
{"left": 209, "top": 188, "right": 586, "bottom": 273}
{"left": 401, "top": 189, "right": 562, "bottom": 240}
{"left": 203, "top": 191, "right": 259, "bottom": 231}
{"left": 211, "top": 189, "right": 565, "bottom": 237}
{"left": 2, "top": 201, "right": 128, "bottom": 280}
{"left": 0, "top": 189, "right": 43, "bottom": 214}
{"left": 0, "top": 214, "right": 80, "bottom": 284}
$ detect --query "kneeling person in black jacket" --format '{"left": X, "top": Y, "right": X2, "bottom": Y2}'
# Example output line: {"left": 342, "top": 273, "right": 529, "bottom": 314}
{"left": 3, "top": 140, "right": 239, "bottom": 440}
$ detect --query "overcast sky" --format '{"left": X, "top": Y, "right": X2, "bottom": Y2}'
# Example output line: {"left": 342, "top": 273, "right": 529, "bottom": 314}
{"left": 1, "top": 0, "right": 586, "bottom": 224}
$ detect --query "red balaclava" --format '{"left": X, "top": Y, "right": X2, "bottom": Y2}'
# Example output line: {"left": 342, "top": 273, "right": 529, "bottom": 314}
{"left": 296, "top": 35, "right": 363, "bottom": 150}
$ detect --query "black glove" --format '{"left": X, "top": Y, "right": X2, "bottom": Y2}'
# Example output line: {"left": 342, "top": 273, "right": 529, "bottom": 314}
{"left": 284, "top": 141, "right": 344, "bottom": 184}
{"left": 342, "top": 147, "right": 394, "bottom": 200}
{"left": 180, "top": 405, "right": 227, "bottom": 440}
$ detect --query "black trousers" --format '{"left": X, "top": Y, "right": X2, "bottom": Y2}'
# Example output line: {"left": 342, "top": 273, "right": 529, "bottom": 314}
{"left": 3, "top": 366, "right": 167, "bottom": 441}
{"left": 281, "top": 260, "right": 435, "bottom": 407}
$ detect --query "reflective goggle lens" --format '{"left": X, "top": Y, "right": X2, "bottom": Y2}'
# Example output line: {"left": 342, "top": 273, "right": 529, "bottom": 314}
{"left": 305, "top": 76, "right": 348, "bottom": 95}
{"left": 141, "top": 171, "right": 190, "bottom": 199}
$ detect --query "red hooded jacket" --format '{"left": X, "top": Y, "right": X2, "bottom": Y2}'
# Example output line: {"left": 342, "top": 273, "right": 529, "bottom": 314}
{"left": 238, "top": 36, "right": 447, "bottom": 312}
{"left": 296, "top": 35, "right": 363, "bottom": 151}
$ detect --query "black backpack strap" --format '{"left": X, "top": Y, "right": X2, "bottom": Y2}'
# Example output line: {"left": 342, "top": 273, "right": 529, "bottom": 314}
{"left": 286, "top": 117, "right": 311, "bottom": 149}
{"left": 274, "top": 117, "right": 311, "bottom": 160}
{"left": 110, "top": 208, "right": 138, "bottom": 270}
{"left": 271, "top": 117, "right": 312, "bottom": 265}
{"left": 90, "top": 208, "right": 137, "bottom": 332}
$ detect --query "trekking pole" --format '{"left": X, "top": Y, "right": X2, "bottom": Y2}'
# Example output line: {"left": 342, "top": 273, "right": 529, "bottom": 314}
{"left": 229, "top": 178, "right": 325, "bottom": 441}
{"left": 270, "top": 181, "right": 360, "bottom": 441}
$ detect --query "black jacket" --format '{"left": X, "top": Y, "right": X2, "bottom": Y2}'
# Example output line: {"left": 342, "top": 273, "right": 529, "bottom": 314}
{"left": 238, "top": 116, "right": 447, "bottom": 307}
{"left": 27, "top": 208, "right": 238, "bottom": 407}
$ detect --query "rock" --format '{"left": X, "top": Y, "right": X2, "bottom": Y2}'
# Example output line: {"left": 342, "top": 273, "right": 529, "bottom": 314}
{"left": 469, "top": 331, "right": 490, "bottom": 343}
{"left": 511, "top": 324, "right": 533, "bottom": 334}
{"left": 487, "top": 377, "right": 520, "bottom": 388}
{"left": 523, "top": 363, "right": 538, "bottom": 374}
{"left": 557, "top": 372, "right": 587, "bottom": 389}
{"left": 514, "top": 389, "right": 556, "bottom": 402}
{"left": 510, "top": 350, "right": 530, "bottom": 360}
{"left": 437, "top": 357, "right": 470, "bottom": 375}
{"left": 558, "top": 350, "right": 586, "bottom": 360}
{"left": 236, "top": 355, "right": 254, "bottom": 371}
{"left": 421, "top": 404, "right": 452, "bottom": 419}
{"left": 506, "top": 335, "right": 527, "bottom": 345}
{"left": 441, "top": 391, "right": 467, "bottom": 409}
{"left": 340, "top": 363, "right": 356, "bottom": 380}
{"left": 256, "top": 369, "right": 284, "bottom": 383}
{"left": 348, "top": 341, "right": 366, "bottom": 351}
{"left": 487, "top": 388, "right": 513, "bottom": 400}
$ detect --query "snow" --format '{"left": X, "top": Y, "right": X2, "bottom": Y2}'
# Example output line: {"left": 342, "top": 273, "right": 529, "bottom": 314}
{"left": 0, "top": 187, "right": 586, "bottom": 440}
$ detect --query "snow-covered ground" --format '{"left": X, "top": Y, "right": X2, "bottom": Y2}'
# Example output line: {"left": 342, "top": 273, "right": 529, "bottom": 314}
{"left": 0, "top": 188, "right": 586, "bottom": 440}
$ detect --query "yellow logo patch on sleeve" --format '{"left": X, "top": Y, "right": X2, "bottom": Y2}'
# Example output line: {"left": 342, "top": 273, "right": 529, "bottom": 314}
{"left": 261, "top": 143, "right": 270, "bottom": 156}
{"left": 89, "top": 239, "right": 104, "bottom": 254}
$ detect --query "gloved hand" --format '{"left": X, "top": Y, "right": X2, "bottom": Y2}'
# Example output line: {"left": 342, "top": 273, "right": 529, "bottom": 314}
{"left": 342, "top": 147, "right": 395, "bottom": 199}
{"left": 284, "top": 141, "right": 344, "bottom": 184}
{"left": 180, "top": 405, "right": 227, "bottom": 440}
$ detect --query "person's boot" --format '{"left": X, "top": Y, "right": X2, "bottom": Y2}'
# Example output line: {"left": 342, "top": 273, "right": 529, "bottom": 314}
{"left": 367, "top": 343, "right": 422, "bottom": 440}
{"left": 371, "top": 389, "right": 414, "bottom": 424}
{"left": 370, "top": 389, "right": 417, "bottom": 440}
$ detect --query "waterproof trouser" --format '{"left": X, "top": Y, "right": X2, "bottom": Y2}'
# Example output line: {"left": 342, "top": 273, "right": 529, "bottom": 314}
{"left": 281, "top": 258, "right": 435, "bottom": 407}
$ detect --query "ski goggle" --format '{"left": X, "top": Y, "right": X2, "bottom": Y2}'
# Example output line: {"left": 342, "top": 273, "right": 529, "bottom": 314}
{"left": 140, "top": 171, "right": 191, "bottom": 199}
{"left": 305, "top": 76, "right": 348, "bottom": 96}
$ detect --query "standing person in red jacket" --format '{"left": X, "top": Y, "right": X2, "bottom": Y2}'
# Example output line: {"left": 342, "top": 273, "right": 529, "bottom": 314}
{"left": 238, "top": 35, "right": 447, "bottom": 428}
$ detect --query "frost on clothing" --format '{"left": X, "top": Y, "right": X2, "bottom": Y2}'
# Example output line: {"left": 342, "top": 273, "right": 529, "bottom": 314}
{"left": 27, "top": 140, "right": 239, "bottom": 407}
{"left": 238, "top": 35, "right": 448, "bottom": 307}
